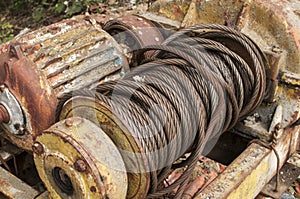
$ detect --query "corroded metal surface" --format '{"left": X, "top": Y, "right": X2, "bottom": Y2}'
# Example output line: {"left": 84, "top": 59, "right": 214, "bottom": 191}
{"left": 58, "top": 96, "right": 150, "bottom": 199}
{"left": 0, "top": 166, "right": 40, "bottom": 198}
{"left": 148, "top": 0, "right": 191, "bottom": 23}
{"left": 238, "top": 0, "right": 300, "bottom": 75}
{"left": 148, "top": 0, "right": 300, "bottom": 86}
{"left": 11, "top": 16, "right": 129, "bottom": 96}
{"left": 34, "top": 117, "right": 128, "bottom": 199}
{"left": 279, "top": 71, "right": 300, "bottom": 87}
{"left": 103, "top": 15, "right": 164, "bottom": 48}
{"left": 148, "top": 0, "right": 246, "bottom": 27}
{"left": 0, "top": 16, "right": 129, "bottom": 151}
{"left": 146, "top": 1, "right": 300, "bottom": 197}
{"left": 260, "top": 162, "right": 300, "bottom": 198}
{"left": 164, "top": 157, "right": 226, "bottom": 199}
{"left": 103, "top": 15, "right": 165, "bottom": 63}
{"left": 0, "top": 1, "right": 298, "bottom": 197}
{"left": 0, "top": 104, "right": 9, "bottom": 124}
{"left": 0, "top": 45, "right": 57, "bottom": 151}
{"left": 197, "top": 126, "right": 300, "bottom": 199}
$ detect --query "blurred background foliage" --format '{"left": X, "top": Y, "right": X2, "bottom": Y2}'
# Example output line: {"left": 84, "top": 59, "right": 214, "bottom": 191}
{"left": 0, "top": 0, "right": 113, "bottom": 43}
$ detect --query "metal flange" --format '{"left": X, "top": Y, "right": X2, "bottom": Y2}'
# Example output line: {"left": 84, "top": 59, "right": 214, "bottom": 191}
{"left": 0, "top": 85, "right": 27, "bottom": 136}
{"left": 34, "top": 117, "right": 128, "bottom": 199}
{"left": 58, "top": 96, "right": 150, "bottom": 199}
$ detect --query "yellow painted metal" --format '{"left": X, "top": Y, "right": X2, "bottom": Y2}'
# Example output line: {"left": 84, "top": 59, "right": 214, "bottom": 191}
{"left": 196, "top": 126, "right": 300, "bottom": 199}
{"left": 58, "top": 96, "right": 150, "bottom": 199}
{"left": 238, "top": 0, "right": 300, "bottom": 75}
{"left": 34, "top": 117, "right": 128, "bottom": 199}
{"left": 148, "top": 0, "right": 300, "bottom": 75}
{"left": 280, "top": 72, "right": 300, "bottom": 87}
{"left": 149, "top": 0, "right": 190, "bottom": 22}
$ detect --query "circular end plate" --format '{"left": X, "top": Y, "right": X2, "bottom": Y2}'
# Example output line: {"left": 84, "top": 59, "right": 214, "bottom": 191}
{"left": 34, "top": 117, "right": 127, "bottom": 199}
{"left": 59, "top": 96, "right": 150, "bottom": 199}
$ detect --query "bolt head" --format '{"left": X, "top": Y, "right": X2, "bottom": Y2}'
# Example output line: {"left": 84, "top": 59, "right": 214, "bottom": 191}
{"left": 0, "top": 85, "right": 5, "bottom": 92}
{"left": 32, "top": 142, "right": 44, "bottom": 155}
{"left": 65, "top": 117, "right": 83, "bottom": 127}
{"left": 74, "top": 159, "right": 87, "bottom": 172}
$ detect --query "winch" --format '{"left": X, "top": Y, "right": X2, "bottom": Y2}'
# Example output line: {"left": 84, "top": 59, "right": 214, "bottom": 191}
{"left": 0, "top": 14, "right": 164, "bottom": 151}
{"left": 0, "top": 0, "right": 299, "bottom": 198}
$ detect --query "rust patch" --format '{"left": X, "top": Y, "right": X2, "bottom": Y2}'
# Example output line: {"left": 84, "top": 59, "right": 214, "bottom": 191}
{"left": 0, "top": 44, "right": 57, "bottom": 150}
{"left": 103, "top": 15, "right": 164, "bottom": 51}
{"left": 66, "top": 19, "right": 78, "bottom": 26}
{"left": 47, "top": 26, "right": 62, "bottom": 34}
{"left": 0, "top": 104, "right": 9, "bottom": 123}
{"left": 289, "top": 111, "right": 300, "bottom": 127}
{"left": 164, "top": 156, "right": 226, "bottom": 197}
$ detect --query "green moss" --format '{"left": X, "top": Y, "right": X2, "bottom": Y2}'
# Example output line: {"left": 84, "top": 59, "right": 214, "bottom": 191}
{"left": 0, "top": 21, "right": 14, "bottom": 44}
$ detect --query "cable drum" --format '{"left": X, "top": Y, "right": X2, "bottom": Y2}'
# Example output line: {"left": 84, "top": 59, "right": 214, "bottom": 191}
{"left": 55, "top": 24, "right": 266, "bottom": 198}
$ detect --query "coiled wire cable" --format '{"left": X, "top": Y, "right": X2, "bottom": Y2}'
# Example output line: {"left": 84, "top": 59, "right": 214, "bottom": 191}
{"left": 57, "top": 24, "right": 267, "bottom": 198}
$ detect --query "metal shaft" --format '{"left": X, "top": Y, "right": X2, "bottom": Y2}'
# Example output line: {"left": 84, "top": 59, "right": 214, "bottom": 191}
{"left": 0, "top": 105, "right": 9, "bottom": 123}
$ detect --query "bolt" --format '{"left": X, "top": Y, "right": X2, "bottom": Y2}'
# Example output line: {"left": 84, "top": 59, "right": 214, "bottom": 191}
{"left": 0, "top": 85, "right": 5, "bottom": 92}
{"left": 0, "top": 105, "right": 10, "bottom": 123}
{"left": 32, "top": 142, "right": 44, "bottom": 155}
{"left": 74, "top": 159, "right": 87, "bottom": 172}
{"left": 64, "top": 117, "right": 83, "bottom": 127}
{"left": 15, "top": 125, "right": 28, "bottom": 135}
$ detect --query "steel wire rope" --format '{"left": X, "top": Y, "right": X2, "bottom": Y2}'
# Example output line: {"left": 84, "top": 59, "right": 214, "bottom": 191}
{"left": 56, "top": 24, "right": 267, "bottom": 198}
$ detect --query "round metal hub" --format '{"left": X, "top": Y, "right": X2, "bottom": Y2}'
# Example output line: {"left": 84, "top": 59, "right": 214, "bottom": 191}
{"left": 34, "top": 117, "right": 128, "bottom": 199}
{"left": 0, "top": 85, "right": 28, "bottom": 136}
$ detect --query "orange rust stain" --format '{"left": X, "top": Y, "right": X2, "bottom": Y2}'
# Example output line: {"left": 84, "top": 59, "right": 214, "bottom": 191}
{"left": 291, "top": 26, "right": 300, "bottom": 50}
